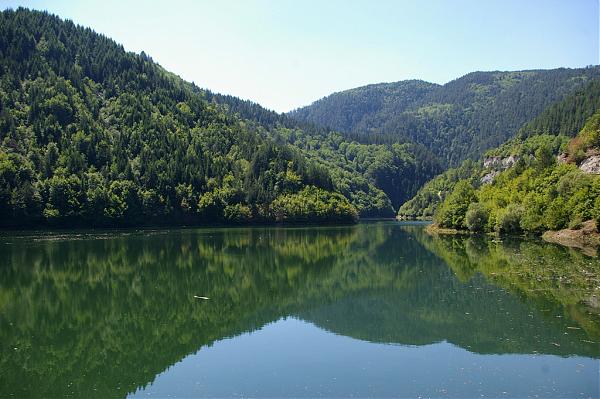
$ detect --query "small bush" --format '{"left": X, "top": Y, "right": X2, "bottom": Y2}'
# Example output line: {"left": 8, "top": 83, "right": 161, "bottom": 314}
{"left": 544, "top": 197, "right": 569, "bottom": 230}
{"left": 520, "top": 194, "right": 545, "bottom": 232}
{"left": 224, "top": 203, "right": 252, "bottom": 222}
{"left": 593, "top": 195, "right": 600, "bottom": 227}
{"left": 495, "top": 204, "right": 524, "bottom": 234}
{"left": 568, "top": 215, "right": 583, "bottom": 230}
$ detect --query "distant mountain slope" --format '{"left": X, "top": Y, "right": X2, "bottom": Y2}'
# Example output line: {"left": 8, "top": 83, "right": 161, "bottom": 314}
{"left": 204, "top": 89, "right": 443, "bottom": 215}
{"left": 517, "top": 79, "right": 600, "bottom": 139}
{"left": 289, "top": 80, "right": 438, "bottom": 134}
{"left": 272, "top": 128, "right": 441, "bottom": 213}
{"left": 289, "top": 68, "right": 600, "bottom": 166}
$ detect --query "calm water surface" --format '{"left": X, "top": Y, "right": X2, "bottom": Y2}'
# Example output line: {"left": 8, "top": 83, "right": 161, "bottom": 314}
{"left": 0, "top": 222, "right": 598, "bottom": 398}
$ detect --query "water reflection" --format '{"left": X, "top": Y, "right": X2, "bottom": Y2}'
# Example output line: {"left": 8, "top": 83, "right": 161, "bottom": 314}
{"left": 411, "top": 226, "right": 600, "bottom": 342}
{"left": 0, "top": 223, "right": 598, "bottom": 397}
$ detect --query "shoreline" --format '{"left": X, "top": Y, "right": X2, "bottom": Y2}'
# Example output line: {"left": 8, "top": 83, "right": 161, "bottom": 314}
{"left": 424, "top": 224, "right": 472, "bottom": 235}
{"left": 425, "top": 220, "right": 600, "bottom": 256}
{"left": 542, "top": 220, "right": 600, "bottom": 256}
{"left": 0, "top": 218, "right": 412, "bottom": 236}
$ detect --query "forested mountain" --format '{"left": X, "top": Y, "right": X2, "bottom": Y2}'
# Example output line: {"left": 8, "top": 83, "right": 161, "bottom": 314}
{"left": 398, "top": 77, "right": 600, "bottom": 219}
{"left": 289, "top": 68, "right": 600, "bottom": 166}
{"left": 289, "top": 80, "right": 438, "bottom": 135}
{"left": 271, "top": 128, "right": 442, "bottom": 213}
{"left": 0, "top": 8, "right": 351, "bottom": 226}
{"left": 0, "top": 8, "right": 441, "bottom": 226}
{"left": 202, "top": 92, "right": 443, "bottom": 215}
{"left": 516, "top": 79, "right": 600, "bottom": 140}
{"left": 397, "top": 159, "right": 482, "bottom": 219}
{"left": 3, "top": 8, "right": 598, "bottom": 227}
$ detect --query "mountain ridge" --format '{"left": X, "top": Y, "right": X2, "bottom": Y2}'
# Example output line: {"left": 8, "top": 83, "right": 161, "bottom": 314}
{"left": 0, "top": 7, "right": 445, "bottom": 223}
{"left": 0, "top": 7, "right": 359, "bottom": 226}
{"left": 2, "top": 7, "right": 598, "bottom": 226}
{"left": 399, "top": 76, "right": 600, "bottom": 219}
{"left": 289, "top": 66, "right": 600, "bottom": 166}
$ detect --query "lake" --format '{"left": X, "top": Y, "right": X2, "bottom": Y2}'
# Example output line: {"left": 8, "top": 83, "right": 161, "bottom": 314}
{"left": 0, "top": 222, "right": 598, "bottom": 398}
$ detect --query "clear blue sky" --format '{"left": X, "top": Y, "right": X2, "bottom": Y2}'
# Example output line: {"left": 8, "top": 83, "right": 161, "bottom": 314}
{"left": 2, "top": 0, "right": 598, "bottom": 112}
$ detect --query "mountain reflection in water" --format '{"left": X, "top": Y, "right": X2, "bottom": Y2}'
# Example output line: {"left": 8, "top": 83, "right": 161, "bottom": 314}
{"left": 0, "top": 222, "right": 598, "bottom": 398}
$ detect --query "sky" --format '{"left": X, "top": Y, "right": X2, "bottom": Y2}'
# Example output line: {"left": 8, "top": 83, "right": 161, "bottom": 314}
{"left": 2, "top": 0, "right": 598, "bottom": 112}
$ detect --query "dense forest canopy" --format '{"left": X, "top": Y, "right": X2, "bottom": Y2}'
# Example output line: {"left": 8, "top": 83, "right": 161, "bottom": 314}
{"left": 397, "top": 159, "right": 481, "bottom": 219}
{"left": 201, "top": 81, "right": 444, "bottom": 215}
{"left": 289, "top": 68, "right": 600, "bottom": 166}
{"left": 516, "top": 78, "right": 600, "bottom": 140}
{"left": 0, "top": 8, "right": 448, "bottom": 225}
{"left": 2, "top": 8, "right": 599, "bottom": 226}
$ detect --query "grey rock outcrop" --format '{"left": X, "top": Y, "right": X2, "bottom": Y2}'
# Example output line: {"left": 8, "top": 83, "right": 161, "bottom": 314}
{"left": 483, "top": 156, "right": 501, "bottom": 168}
{"left": 557, "top": 153, "right": 568, "bottom": 164}
{"left": 483, "top": 155, "right": 519, "bottom": 170}
{"left": 480, "top": 171, "right": 500, "bottom": 185}
{"left": 480, "top": 155, "right": 519, "bottom": 185}
{"left": 502, "top": 155, "right": 518, "bottom": 168}
{"left": 579, "top": 155, "right": 600, "bottom": 174}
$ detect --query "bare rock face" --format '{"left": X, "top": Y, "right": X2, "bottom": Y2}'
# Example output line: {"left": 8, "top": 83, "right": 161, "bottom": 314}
{"left": 480, "top": 155, "right": 519, "bottom": 185}
{"left": 557, "top": 153, "right": 568, "bottom": 164}
{"left": 480, "top": 170, "right": 500, "bottom": 185}
{"left": 483, "top": 156, "right": 501, "bottom": 168}
{"left": 579, "top": 155, "right": 600, "bottom": 174}
{"left": 483, "top": 155, "right": 518, "bottom": 170}
{"left": 585, "top": 295, "right": 600, "bottom": 309}
{"left": 502, "top": 155, "right": 518, "bottom": 168}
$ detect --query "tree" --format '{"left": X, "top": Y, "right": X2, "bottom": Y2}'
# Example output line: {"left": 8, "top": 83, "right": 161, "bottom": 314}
{"left": 465, "top": 203, "right": 488, "bottom": 232}
{"left": 495, "top": 204, "right": 524, "bottom": 234}
{"left": 435, "top": 180, "right": 476, "bottom": 229}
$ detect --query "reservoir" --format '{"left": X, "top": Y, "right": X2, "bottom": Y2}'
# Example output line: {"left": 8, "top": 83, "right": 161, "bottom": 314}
{"left": 0, "top": 222, "right": 598, "bottom": 397}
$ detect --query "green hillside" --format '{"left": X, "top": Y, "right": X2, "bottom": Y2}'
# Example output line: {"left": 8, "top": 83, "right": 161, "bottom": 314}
{"left": 205, "top": 86, "right": 443, "bottom": 214}
{"left": 0, "top": 8, "right": 447, "bottom": 224}
{"left": 3, "top": 8, "right": 598, "bottom": 226}
{"left": 290, "top": 68, "right": 600, "bottom": 166}
{"left": 399, "top": 78, "right": 600, "bottom": 219}
{"left": 433, "top": 109, "right": 600, "bottom": 235}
